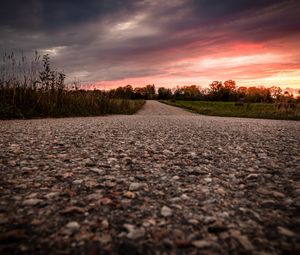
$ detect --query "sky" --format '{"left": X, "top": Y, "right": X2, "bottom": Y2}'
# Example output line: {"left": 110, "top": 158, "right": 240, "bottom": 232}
{"left": 1, "top": 0, "right": 300, "bottom": 90}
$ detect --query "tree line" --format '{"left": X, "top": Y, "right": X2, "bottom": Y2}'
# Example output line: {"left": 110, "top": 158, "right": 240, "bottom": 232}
{"left": 105, "top": 82, "right": 299, "bottom": 103}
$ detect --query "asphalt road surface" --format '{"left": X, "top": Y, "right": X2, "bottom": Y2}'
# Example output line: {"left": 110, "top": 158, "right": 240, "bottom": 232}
{"left": 0, "top": 101, "right": 299, "bottom": 254}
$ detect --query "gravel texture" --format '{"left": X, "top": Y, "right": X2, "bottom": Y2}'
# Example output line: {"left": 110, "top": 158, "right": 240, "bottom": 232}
{"left": 0, "top": 100, "right": 299, "bottom": 255}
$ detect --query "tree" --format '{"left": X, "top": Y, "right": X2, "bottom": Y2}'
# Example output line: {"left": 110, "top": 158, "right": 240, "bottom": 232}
{"left": 237, "top": 86, "right": 247, "bottom": 98}
{"left": 208, "top": 81, "right": 225, "bottom": 101}
{"left": 246, "top": 86, "right": 272, "bottom": 103}
{"left": 269, "top": 86, "right": 282, "bottom": 101}
{"left": 145, "top": 84, "right": 156, "bottom": 99}
{"left": 158, "top": 87, "right": 172, "bottom": 99}
{"left": 173, "top": 85, "right": 203, "bottom": 100}
{"left": 182, "top": 85, "right": 201, "bottom": 99}
{"left": 223, "top": 80, "right": 237, "bottom": 101}
{"left": 209, "top": 81, "right": 223, "bottom": 93}
{"left": 224, "top": 80, "right": 236, "bottom": 91}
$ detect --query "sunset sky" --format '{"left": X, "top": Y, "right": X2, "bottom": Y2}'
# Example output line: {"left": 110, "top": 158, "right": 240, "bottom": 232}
{"left": 1, "top": 0, "right": 300, "bottom": 89}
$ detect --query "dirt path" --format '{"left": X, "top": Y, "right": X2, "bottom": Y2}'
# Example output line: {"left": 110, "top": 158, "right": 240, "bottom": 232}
{"left": 136, "top": 100, "right": 195, "bottom": 115}
{"left": 0, "top": 101, "right": 299, "bottom": 254}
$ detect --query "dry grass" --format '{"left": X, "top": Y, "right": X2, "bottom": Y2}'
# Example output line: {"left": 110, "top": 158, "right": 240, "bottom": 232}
{"left": 0, "top": 52, "right": 144, "bottom": 119}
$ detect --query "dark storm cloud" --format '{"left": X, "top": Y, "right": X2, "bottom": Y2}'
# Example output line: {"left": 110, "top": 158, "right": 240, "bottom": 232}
{"left": 0, "top": 0, "right": 136, "bottom": 32}
{"left": 0, "top": 0, "right": 299, "bottom": 84}
{"left": 149, "top": 0, "right": 300, "bottom": 42}
{"left": 190, "top": 0, "right": 282, "bottom": 20}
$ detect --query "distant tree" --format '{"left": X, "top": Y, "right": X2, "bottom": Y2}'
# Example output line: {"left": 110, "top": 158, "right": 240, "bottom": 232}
{"left": 237, "top": 86, "right": 247, "bottom": 98}
{"left": 133, "top": 87, "right": 144, "bottom": 99}
{"left": 245, "top": 86, "right": 272, "bottom": 103}
{"left": 112, "top": 85, "right": 133, "bottom": 99}
{"left": 124, "top": 84, "right": 134, "bottom": 99}
{"left": 269, "top": 86, "right": 282, "bottom": 101}
{"left": 173, "top": 85, "right": 203, "bottom": 100}
{"left": 145, "top": 84, "right": 156, "bottom": 99}
{"left": 208, "top": 81, "right": 224, "bottom": 101}
{"left": 173, "top": 86, "right": 184, "bottom": 99}
{"left": 183, "top": 85, "right": 201, "bottom": 99}
{"left": 209, "top": 81, "right": 223, "bottom": 94}
{"left": 224, "top": 80, "right": 236, "bottom": 91}
{"left": 223, "top": 80, "right": 237, "bottom": 101}
{"left": 158, "top": 87, "right": 172, "bottom": 99}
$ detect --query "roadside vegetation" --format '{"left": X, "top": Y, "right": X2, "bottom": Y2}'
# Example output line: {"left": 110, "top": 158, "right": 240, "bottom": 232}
{"left": 159, "top": 81, "right": 300, "bottom": 120}
{"left": 0, "top": 53, "right": 144, "bottom": 119}
{"left": 162, "top": 100, "right": 300, "bottom": 120}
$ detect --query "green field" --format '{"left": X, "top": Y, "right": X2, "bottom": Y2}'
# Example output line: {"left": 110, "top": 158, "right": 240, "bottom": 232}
{"left": 162, "top": 100, "right": 300, "bottom": 120}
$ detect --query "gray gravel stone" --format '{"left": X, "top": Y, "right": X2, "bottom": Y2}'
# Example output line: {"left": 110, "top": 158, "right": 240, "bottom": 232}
{"left": 161, "top": 206, "right": 172, "bottom": 217}
{"left": 64, "top": 221, "right": 80, "bottom": 235}
{"left": 22, "top": 199, "right": 43, "bottom": 206}
{"left": 129, "top": 182, "right": 144, "bottom": 191}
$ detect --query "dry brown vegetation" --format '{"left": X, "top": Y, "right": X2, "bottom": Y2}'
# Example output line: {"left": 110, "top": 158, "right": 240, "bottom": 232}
{"left": 0, "top": 53, "right": 144, "bottom": 119}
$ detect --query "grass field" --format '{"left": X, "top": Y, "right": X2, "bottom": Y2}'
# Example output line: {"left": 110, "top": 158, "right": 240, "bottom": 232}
{"left": 162, "top": 100, "right": 300, "bottom": 120}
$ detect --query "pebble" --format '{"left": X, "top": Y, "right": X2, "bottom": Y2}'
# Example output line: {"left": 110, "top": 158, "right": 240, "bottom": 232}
{"left": 90, "top": 168, "right": 105, "bottom": 175}
{"left": 230, "top": 230, "right": 254, "bottom": 251}
{"left": 188, "top": 219, "right": 199, "bottom": 225}
{"left": 101, "top": 219, "right": 109, "bottom": 229}
{"left": 163, "top": 149, "right": 172, "bottom": 155}
{"left": 260, "top": 199, "right": 276, "bottom": 208}
{"left": 64, "top": 221, "right": 80, "bottom": 235}
{"left": 44, "top": 192, "right": 59, "bottom": 199}
{"left": 172, "top": 175, "right": 180, "bottom": 181}
{"left": 161, "top": 206, "right": 172, "bottom": 217}
{"left": 246, "top": 174, "right": 259, "bottom": 180}
{"left": 23, "top": 199, "right": 43, "bottom": 206}
{"left": 192, "top": 240, "right": 212, "bottom": 248}
{"left": 107, "top": 158, "right": 118, "bottom": 164}
{"left": 123, "top": 224, "right": 145, "bottom": 239}
{"left": 216, "top": 187, "right": 226, "bottom": 195}
{"left": 180, "top": 194, "right": 190, "bottom": 200}
{"left": 277, "top": 226, "right": 295, "bottom": 237}
{"left": 124, "top": 191, "right": 136, "bottom": 199}
{"left": 85, "top": 159, "right": 96, "bottom": 167}
{"left": 129, "top": 182, "right": 144, "bottom": 191}
{"left": 60, "top": 206, "right": 85, "bottom": 214}
{"left": 98, "top": 234, "right": 112, "bottom": 244}
{"left": 203, "top": 216, "right": 216, "bottom": 224}
{"left": 204, "top": 178, "right": 212, "bottom": 183}
{"left": 73, "top": 179, "right": 83, "bottom": 184}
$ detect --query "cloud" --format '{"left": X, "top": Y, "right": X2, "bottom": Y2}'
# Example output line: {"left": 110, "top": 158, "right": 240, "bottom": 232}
{"left": 0, "top": 0, "right": 137, "bottom": 31}
{"left": 0, "top": 0, "right": 300, "bottom": 88}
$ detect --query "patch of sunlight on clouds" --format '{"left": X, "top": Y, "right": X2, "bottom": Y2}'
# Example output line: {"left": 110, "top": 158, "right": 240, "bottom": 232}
{"left": 259, "top": 70, "right": 300, "bottom": 84}
{"left": 200, "top": 53, "right": 284, "bottom": 69}
{"left": 238, "top": 70, "right": 300, "bottom": 89}
{"left": 107, "top": 13, "right": 159, "bottom": 40}
{"left": 114, "top": 13, "right": 147, "bottom": 31}
{"left": 40, "top": 46, "right": 67, "bottom": 56}
{"left": 69, "top": 71, "right": 90, "bottom": 79}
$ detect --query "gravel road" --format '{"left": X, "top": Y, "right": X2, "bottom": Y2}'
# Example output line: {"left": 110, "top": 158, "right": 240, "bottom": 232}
{"left": 0, "top": 100, "right": 299, "bottom": 255}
